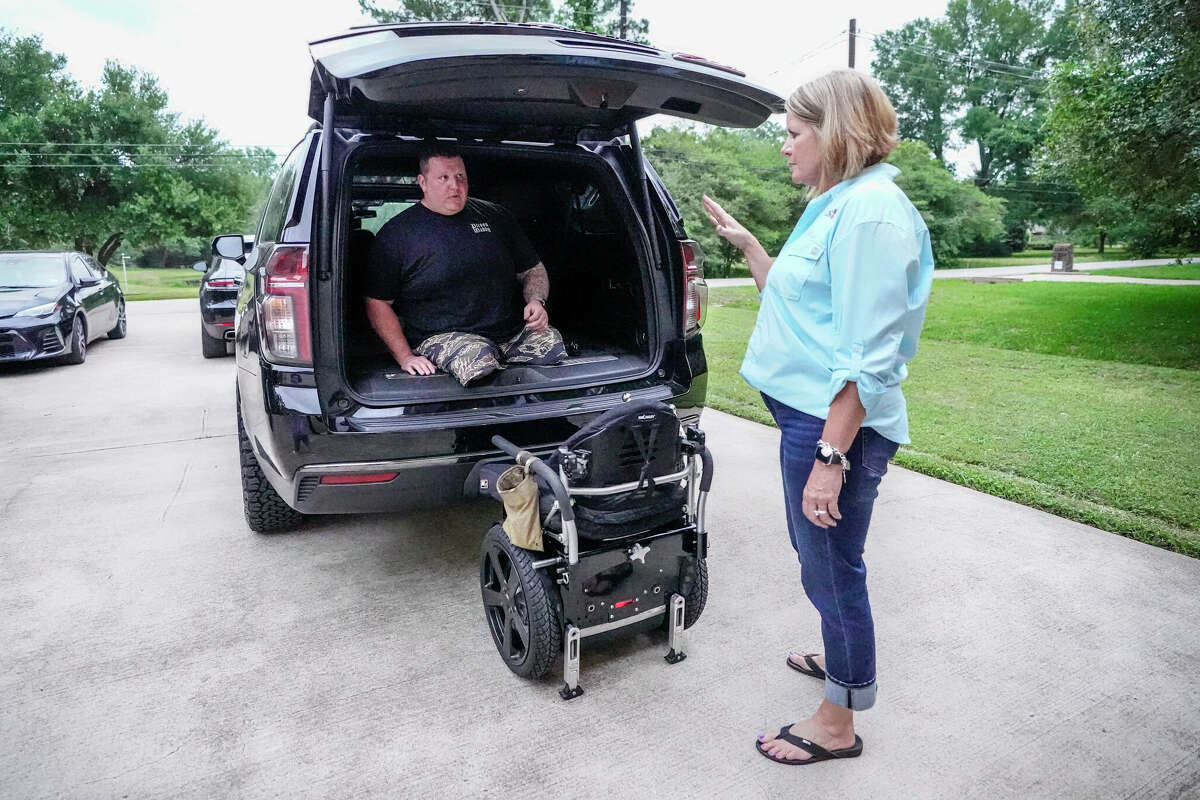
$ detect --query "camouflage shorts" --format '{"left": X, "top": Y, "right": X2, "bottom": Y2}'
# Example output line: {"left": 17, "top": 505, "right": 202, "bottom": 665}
{"left": 414, "top": 326, "right": 567, "bottom": 386}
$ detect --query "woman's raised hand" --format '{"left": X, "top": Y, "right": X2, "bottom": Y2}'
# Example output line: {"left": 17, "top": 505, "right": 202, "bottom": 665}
{"left": 702, "top": 195, "right": 757, "bottom": 252}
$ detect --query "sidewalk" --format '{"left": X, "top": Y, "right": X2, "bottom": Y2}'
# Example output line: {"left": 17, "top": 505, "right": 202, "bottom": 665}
{"left": 707, "top": 257, "right": 1199, "bottom": 288}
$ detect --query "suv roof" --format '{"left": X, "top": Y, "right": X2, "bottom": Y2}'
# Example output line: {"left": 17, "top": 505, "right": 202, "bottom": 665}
{"left": 308, "top": 22, "right": 782, "bottom": 139}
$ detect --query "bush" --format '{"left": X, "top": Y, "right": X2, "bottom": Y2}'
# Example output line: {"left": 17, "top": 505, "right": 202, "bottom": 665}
{"left": 888, "top": 141, "right": 1007, "bottom": 265}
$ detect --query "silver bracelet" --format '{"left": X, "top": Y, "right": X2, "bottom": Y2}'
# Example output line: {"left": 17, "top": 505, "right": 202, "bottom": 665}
{"left": 816, "top": 439, "right": 851, "bottom": 483}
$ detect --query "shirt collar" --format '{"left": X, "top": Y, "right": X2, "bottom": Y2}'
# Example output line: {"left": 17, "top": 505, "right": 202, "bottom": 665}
{"left": 820, "top": 162, "right": 900, "bottom": 203}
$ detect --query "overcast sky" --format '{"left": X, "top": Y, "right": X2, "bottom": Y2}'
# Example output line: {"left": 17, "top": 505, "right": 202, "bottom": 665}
{"left": 0, "top": 0, "right": 956, "bottom": 161}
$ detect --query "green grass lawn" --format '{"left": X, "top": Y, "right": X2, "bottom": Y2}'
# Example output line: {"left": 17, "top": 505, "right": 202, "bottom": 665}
{"left": 1085, "top": 263, "right": 1200, "bottom": 280}
{"left": 110, "top": 267, "right": 202, "bottom": 301}
{"left": 704, "top": 282, "right": 1200, "bottom": 557}
{"left": 710, "top": 247, "right": 1199, "bottom": 278}
{"left": 953, "top": 247, "right": 1131, "bottom": 269}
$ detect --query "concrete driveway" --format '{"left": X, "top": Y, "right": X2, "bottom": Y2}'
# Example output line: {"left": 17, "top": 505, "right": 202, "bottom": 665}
{"left": 2, "top": 299, "right": 1198, "bottom": 799}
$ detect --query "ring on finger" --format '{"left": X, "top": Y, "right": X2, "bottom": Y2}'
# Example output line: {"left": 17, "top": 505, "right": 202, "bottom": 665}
{"left": 814, "top": 509, "right": 826, "bottom": 515}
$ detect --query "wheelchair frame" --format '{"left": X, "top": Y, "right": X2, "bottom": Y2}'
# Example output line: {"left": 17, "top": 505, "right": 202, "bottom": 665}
{"left": 489, "top": 415, "right": 712, "bottom": 700}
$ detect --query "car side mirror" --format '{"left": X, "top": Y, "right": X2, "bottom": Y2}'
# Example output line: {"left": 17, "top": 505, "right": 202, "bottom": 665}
{"left": 79, "top": 276, "right": 101, "bottom": 287}
{"left": 193, "top": 262, "right": 208, "bottom": 273}
{"left": 212, "top": 234, "right": 245, "bottom": 261}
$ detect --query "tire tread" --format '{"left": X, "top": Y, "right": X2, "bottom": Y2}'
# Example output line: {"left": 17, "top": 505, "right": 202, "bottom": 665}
{"left": 238, "top": 410, "right": 304, "bottom": 533}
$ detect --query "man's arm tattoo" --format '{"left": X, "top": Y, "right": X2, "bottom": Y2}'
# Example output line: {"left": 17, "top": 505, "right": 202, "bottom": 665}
{"left": 518, "top": 263, "right": 549, "bottom": 304}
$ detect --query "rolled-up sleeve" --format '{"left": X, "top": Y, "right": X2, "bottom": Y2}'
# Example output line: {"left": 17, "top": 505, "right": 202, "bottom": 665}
{"left": 826, "top": 220, "right": 919, "bottom": 414}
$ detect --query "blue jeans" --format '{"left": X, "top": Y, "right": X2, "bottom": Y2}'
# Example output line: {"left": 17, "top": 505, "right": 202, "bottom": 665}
{"left": 761, "top": 393, "right": 900, "bottom": 711}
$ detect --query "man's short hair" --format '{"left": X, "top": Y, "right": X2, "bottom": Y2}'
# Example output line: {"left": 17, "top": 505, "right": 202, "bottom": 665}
{"left": 418, "top": 141, "right": 464, "bottom": 175}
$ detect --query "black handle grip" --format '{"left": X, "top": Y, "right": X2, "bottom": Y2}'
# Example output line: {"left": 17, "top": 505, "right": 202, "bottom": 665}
{"left": 699, "top": 445, "right": 714, "bottom": 493}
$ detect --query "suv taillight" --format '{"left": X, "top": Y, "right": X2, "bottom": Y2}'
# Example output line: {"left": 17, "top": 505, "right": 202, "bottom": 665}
{"left": 260, "top": 244, "right": 311, "bottom": 365}
{"left": 681, "top": 239, "right": 707, "bottom": 333}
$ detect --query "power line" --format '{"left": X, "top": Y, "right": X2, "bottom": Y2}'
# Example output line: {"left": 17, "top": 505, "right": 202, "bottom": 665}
{"left": 0, "top": 141, "right": 285, "bottom": 149}
{"left": 0, "top": 163, "right": 265, "bottom": 169}
{"left": 858, "top": 29, "right": 1049, "bottom": 83}
{"left": 763, "top": 32, "right": 847, "bottom": 78}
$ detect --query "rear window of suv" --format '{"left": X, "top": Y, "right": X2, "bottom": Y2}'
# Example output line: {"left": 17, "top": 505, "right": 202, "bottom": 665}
{"left": 358, "top": 201, "right": 415, "bottom": 235}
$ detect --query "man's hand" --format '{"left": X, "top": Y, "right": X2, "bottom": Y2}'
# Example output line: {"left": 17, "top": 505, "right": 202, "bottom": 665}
{"left": 523, "top": 300, "right": 549, "bottom": 332}
{"left": 398, "top": 353, "right": 437, "bottom": 376}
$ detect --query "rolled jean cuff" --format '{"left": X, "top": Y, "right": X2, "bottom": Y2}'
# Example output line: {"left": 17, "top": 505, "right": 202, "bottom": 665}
{"left": 825, "top": 676, "right": 876, "bottom": 711}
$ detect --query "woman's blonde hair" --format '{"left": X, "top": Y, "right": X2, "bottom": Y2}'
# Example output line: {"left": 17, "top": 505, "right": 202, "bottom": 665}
{"left": 786, "top": 70, "right": 899, "bottom": 196}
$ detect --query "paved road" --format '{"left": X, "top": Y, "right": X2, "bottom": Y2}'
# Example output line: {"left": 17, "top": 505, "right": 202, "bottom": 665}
{"left": 708, "top": 256, "right": 1199, "bottom": 288}
{"left": 2, "top": 300, "right": 1198, "bottom": 799}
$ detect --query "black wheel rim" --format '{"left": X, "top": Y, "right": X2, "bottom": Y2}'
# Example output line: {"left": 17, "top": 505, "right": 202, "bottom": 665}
{"left": 480, "top": 542, "right": 532, "bottom": 666}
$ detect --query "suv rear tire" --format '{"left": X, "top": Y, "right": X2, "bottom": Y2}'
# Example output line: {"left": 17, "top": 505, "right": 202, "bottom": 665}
{"left": 238, "top": 405, "right": 305, "bottom": 533}
{"left": 201, "top": 330, "right": 226, "bottom": 358}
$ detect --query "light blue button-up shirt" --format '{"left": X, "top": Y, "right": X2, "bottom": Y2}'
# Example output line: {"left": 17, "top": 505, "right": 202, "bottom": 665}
{"left": 739, "top": 163, "right": 934, "bottom": 444}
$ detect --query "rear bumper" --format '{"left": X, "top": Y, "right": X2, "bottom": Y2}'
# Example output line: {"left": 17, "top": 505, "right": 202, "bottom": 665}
{"left": 237, "top": 333, "right": 708, "bottom": 516}
{"left": 0, "top": 322, "right": 68, "bottom": 362}
{"left": 244, "top": 387, "right": 706, "bottom": 516}
{"left": 291, "top": 455, "right": 482, "bottom": 513}
{"left": 200, "top": 295, "right": 237, "bottom": 340}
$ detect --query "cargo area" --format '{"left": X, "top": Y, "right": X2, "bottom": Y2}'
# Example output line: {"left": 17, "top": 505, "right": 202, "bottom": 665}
{"left": 339, "top": 144, "right": 659, "bottom": 405}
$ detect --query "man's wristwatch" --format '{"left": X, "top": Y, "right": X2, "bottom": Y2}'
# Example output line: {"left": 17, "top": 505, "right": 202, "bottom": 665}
{"left": 534, "top": 297, "right": 547, "bottom": 307}
{"left": 814, "top": 439, "right": 851, "bottom": 472}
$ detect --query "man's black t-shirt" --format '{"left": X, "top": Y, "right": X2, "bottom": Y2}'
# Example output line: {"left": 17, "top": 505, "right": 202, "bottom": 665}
{"left": 364, "top": 198, "right": 540, "bottom": 345}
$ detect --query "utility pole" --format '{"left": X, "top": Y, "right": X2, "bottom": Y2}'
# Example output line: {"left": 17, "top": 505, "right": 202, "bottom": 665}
{"left": 848, "top": 18, "right": 857, "bottom": 68}
{"left": 619, "top": 0, "right": 629, "bottom": 39}
{"left": 120, "top": 253, "right": 128, "bottom": 290}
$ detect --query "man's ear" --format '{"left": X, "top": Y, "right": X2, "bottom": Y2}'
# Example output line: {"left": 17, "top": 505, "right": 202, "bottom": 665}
{"left": 416, "top": 172, "right": 427, "bottom": 193}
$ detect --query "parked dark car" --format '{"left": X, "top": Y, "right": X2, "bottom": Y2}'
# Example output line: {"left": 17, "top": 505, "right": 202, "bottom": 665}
{"left": 196, "top": 236, "right": 253, "bottom": 358}
{"left": 218, "top": 22, "right": 781, "bottom": 532}
{"left": 0, "top": 250, "right": 126, "bottom": 365}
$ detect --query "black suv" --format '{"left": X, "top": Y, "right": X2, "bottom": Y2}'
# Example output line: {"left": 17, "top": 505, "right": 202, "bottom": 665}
{"left": 218, "top": 22, "right": 780, "bottom": 532}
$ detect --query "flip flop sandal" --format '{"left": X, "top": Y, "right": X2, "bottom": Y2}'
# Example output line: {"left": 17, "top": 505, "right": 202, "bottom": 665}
{"left": 786, "top": 651, "right": 826, "bottom": 680}
{"left": 755, "top": 725, "right": 864, "bottom": 766}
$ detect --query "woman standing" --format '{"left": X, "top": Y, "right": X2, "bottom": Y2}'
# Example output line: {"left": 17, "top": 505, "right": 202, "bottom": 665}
{"left": 703, "top": 70, "right": 934, "bottom": 766}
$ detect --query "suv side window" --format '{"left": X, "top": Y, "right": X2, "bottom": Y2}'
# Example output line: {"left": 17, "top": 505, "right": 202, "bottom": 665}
{"left": 257, "top": 141, "right": 307, "bottom": 245}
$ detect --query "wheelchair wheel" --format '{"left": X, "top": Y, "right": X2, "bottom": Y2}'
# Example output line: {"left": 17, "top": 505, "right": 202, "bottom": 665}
{"left": 668, "top": 556, "right": 708, "bottom": 630}
{"left": 480, "top": 525, "right": 561, "bottom": 679}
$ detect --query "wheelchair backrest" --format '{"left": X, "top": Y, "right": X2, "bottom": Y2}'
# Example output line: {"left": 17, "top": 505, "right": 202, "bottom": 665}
{"left": 560, "top": 401, "right": 681, "bottom": 487}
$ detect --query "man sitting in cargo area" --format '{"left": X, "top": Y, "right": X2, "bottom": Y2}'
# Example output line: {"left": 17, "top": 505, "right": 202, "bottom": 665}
{"left": 363, "top": 142, "right": 567, "bottom": 386}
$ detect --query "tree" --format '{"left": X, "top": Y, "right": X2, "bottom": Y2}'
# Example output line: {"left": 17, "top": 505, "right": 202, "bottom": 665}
{"left": 1043, "top": 0, "right": 1200, "bottom": 255}
{"left": 0, "top": 30, "right": 275, "bottom": 264}
{"left": 887, "top": 140, "right": 1006, "bottom": 265}
{"left": 873, "top": 0, "right": 1066, "bottom": 182}
{"left": 643, "top": 123, "right": 803, "bottom": 276}
{"left": 358, "top": 0, "right": 649, "bottom": 40}
{"left": 870, "top": 18, "right": 958, "bottom": 161}
{"left": 643, "top": 128, "right": 1005, "bottom": 272}
{"left": 871, "top": 0, "right": 1073, "bottom": 249}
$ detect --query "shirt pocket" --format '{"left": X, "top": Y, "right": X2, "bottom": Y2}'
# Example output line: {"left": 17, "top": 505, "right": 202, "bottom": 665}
{"left": 776, "top": 235, "right": 827, "bottom": 300}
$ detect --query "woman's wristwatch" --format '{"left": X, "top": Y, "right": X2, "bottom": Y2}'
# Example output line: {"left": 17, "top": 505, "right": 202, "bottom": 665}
{"left": 815, "top": 439, "right": 851, "bottom": 482}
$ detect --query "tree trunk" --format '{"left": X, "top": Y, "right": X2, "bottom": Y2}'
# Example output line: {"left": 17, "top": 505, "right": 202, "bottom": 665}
{"left": 1098, "top": 230, "right": 1106, "bottom": 254}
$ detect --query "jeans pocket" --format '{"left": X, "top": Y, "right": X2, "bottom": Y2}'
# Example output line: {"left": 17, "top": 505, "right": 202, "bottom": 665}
{"left": 858, "top": 428, "right": 900, "bottom": 479}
